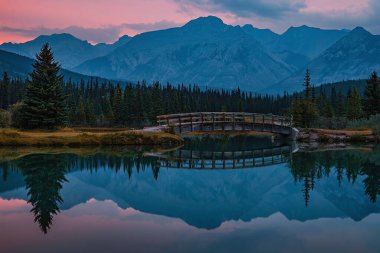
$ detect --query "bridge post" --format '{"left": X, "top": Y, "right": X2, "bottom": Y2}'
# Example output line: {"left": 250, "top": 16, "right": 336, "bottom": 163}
{"left": 232, "top": 113, "right": 236, "bottom": 130}
{"left": 200, "top": 113, "right": 204, "bottom": 131}
{"left": 223, "top": 113, "right": 226, "bottom": 131}
{"left": 178, "top": 116, "right": 182, "bottom": 133}
{"left": 190, "top": 150, "right": 193, "bottom": 169}
{"left": 190, "top": 114, "right": 193, "bottom": 132}
{"left": 222, "top": 152, "right": 225, "bottom": 169}
{"left": 262, "top": 115, "right": 265, "bottom": 132}
{"left": 212, "top": 152, "right": 215, "bottom": 169}
{"left": 212, "top": 113, "right": 215, "bottom": 131}
{"left": 200, "top": 151, "right": 205, "bottom": 169}
{"left": 252, "top": 114, "right": 255, "bottom": 131}
{"left": 272, "top": 114, "right": 274, "bottom": 132}
{"left": 242, "top": 113, "right": 245, "bottom": 131}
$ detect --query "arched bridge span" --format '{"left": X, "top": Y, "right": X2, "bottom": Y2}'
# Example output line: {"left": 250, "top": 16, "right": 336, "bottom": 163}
{"left": 157, "top": 112, "right": 298, "bottom": 140}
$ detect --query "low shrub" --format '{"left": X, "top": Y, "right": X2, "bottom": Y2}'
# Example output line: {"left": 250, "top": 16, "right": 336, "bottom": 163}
{"left": 347, "top": 114, "right": 380, "bottom": 131}
{"left": 0, "top": 110, "right": 11, "bottom": 128}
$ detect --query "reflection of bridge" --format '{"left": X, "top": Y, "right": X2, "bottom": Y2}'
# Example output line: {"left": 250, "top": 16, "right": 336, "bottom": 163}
{"left": 157, "top": 112, "right": 298, "bottom": 140}
{"left": 157, "top": 146, "right": 293, "bottom": 170}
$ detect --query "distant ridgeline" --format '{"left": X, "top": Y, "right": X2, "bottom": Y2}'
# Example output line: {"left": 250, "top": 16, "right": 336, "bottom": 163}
{"left": 0, "top": 49, "right": 119, "bottom": 84}
{"left": 312, "top": 79, "right": 367, "bottom": 97}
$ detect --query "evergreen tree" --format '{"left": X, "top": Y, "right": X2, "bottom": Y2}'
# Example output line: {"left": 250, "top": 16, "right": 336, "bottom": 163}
{"left": 336, "top": 91, "right": 346, "bottom": 117}
{"left": 113, "top": 84, "right": 123, "bottom": 125}
{"left": 346, "top": 88, "right": 363, "bottom": 120}
{"left": 311, "top": 85, "right": 316, "bottom": 104}
{"left": 304, "top": 68, "right": 311, "bottom": 99}
{"left": 0, "top": 72, "right": 10, "bottom": 109}
{"left": 77, "top": 96, "right": 87, "bottom": 125}
{"left": 20, "top": 43, "right": 66, "bottom": 129}
{"left": 292, "top": 70, "right": 319, "bottom": 128}
{"left": 321, "top": 100, "right": 334, "bottom": 118}
{"left": 363, "top": 71, "right": 380, "bottom": 117}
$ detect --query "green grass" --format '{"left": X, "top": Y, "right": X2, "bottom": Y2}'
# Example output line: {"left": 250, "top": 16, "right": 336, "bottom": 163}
{"left": 0, "top": 129, "right": 183, "bottom": 147}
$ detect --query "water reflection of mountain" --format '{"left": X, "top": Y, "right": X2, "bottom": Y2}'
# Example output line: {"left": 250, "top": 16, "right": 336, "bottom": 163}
{"left": 0, "top": 146, "right": 379, "bottom": 232}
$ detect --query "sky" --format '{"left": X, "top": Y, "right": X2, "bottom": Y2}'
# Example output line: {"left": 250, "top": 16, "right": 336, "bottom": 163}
{"left": 0, "top": 0, "right": 379, "bottom": 44}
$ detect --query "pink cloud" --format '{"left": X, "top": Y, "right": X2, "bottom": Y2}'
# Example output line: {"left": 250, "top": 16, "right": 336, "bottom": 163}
{"left": 302, "top": 0, "right": 370, "bottom": 15}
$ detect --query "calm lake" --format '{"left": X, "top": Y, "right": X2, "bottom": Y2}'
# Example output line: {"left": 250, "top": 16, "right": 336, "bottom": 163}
{"left": 0, "top": 136, "right": 379, "bottom": 253}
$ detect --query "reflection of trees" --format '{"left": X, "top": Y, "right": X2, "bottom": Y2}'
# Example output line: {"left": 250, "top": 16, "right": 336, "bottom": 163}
{"left": 362, "top": 160, "right": 380, "bottom": 203}
{"left": 1, "top": 152, "right": 161, "bottom": 233}
{"left": 289, "top": 149, "right": 379, "bottom": 205}
{"left": 15, "top": 155, "right": 69, "bottom": 234}
{"left": 1, "top": 163, "right": 9, "bottom": 181}
{"left": 74, "top": 153, "right": 160, "bottom": 179}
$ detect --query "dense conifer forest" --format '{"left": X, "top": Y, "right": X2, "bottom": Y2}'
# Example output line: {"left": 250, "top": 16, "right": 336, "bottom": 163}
{"left": 0, "top": 69, "right": 379, "bottom": 129}
{"left": 0, "top": 74, "right": 294, "bottom": 127}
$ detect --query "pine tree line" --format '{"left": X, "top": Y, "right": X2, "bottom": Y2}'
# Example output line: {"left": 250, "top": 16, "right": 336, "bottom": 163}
{"left": 1, "top": 79, "right": 292, "bottom": 128}
{"left": 291, "top": 70, "right": 380, "bottom": 129}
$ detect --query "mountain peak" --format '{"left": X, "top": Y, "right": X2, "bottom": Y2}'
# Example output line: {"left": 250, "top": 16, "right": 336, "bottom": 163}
{"left": 350, "top": 26, "right": 372, "bottom": 36}
{"left": 242, "top": 24, "right": 274, "bottom": 33}
{"left": 285, "top": 25, "right": 319, "bottom": 33}
{"left": 38, "top": 33, "right": 77, "bottom": 39}
{"left": 184, "top": 16, "right": 226, "bottom": 30}
{"left": 34, "top": 33, "right": 86, "bottom": 44}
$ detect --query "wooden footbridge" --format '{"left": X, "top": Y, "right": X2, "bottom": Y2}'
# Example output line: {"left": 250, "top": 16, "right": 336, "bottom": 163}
{"left": 156, "top": 145, "right": 294, "bottom": 170}
{"left": 157, "top": 112, "right": 298, "bottom": 140}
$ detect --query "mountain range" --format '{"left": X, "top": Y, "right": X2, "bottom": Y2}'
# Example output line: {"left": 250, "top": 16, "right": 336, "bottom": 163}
{"left": 0, "top": 16, "right": 378, "bottom": 93}
{"left": 0, "top": 49, "right": 113, "bottom": 83}
{"left": 0, "top": 33, "right": 131, "bottom": 69}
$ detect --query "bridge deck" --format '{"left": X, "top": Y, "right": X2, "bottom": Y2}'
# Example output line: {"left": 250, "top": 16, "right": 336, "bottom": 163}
{"left": 157, "top": 112, "right": 297, "bottom": 138}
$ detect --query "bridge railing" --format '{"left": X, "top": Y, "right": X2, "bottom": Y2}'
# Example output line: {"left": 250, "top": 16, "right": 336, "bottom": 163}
{"left": 157, "top": 146, "right": 292, "bottom": 170}
{"left": 157, "top": 112, "right": 292, "bottom": 128}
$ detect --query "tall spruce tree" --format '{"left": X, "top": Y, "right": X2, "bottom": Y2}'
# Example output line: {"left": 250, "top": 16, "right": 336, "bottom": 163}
{"left": 0, "top": 72, "right": 10, "bottom": 109}
{"left": 363, "top": 71, "right": 380, "bottom": 117}
{"left": 20, "top": 43, "right": 66, "bottom": 129}
{"left": 292, "top": 69, "right": 318, "bottom": 128}
{"left": 346, "top": 88, "right": 363, "bottom": 120}
{"left": 113, "top": 84, "right": 123, "bottom": 125}
{"left": 304, "top": 68, "right": 311, "bottom": 99}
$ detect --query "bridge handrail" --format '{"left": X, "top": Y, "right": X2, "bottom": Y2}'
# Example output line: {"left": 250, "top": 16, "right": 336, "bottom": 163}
{"left": 157, "top": 112, "right": 292, "bottom": 127}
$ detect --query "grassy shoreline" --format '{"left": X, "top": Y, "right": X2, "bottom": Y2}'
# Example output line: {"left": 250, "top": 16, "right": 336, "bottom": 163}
{"left": 0, "top": 128, "right": 183, "bottom": 147}
{"left": 297, "top": 128, "right": 379, "bottom": 143}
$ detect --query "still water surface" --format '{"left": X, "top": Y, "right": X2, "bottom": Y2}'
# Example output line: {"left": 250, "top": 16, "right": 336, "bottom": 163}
{"left": 0, "top": 136, "right": 379, "bottom": 253}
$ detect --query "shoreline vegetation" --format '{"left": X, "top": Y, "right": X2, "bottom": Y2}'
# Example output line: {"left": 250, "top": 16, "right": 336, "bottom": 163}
{"left": 0, "top": 127, "right": 377, "bottom": 149}
{"left": 0, "top": 128, "right": 183, "bottom": 147}
{"left": 0, "top": 134, "right": 376, "bottom": 164}
{"left": 297, "top": 128, "right": 378, "bottom": 143}
{"left": 0, "top": 145, "right": 181, "bottom": 163}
